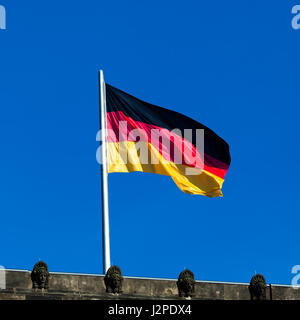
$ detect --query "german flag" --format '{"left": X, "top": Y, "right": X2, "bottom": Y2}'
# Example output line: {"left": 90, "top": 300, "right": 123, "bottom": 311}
{"left": 105, "top": 84, "right": 231, "bottom": 197}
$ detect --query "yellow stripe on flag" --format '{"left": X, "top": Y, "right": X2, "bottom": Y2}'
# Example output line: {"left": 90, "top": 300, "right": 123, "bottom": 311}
{"left": 107, "top": 141, "right": 224, "bottom": 197}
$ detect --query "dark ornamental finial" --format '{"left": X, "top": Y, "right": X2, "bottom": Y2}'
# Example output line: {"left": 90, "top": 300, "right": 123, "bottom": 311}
{"left": 104, "top": 265, "right": 123, "bottom": 294}
{"left": 31, "top": 261, "right": 49, "bottom": 290}
{"left": 177, "top": 269, "right": 195, "bottom": 297}
{"left": 249, "top": 274, "right": 267, "bottom": 300}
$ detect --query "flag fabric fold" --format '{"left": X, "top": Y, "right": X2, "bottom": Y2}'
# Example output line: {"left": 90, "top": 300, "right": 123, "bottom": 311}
{"left": 105, "top": 84, "right": 231, "bottom": 197}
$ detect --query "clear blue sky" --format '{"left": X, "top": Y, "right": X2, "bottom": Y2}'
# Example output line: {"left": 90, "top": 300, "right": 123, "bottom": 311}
{"left": 0, "top": 0, "right": 299, "bottom": 285}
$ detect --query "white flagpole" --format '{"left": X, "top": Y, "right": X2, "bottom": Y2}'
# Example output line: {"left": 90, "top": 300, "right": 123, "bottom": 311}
{"left": 98, "top": 70, "right": 111, "bottom": 274}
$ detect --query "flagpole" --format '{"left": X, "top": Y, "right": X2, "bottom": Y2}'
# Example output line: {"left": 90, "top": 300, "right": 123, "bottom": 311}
{"left": 98, "top": 70, "right": 111, "bottom": 274}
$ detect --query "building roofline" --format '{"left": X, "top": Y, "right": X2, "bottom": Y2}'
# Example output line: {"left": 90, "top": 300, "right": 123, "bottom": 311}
{"left": 3, "top": 268, "right": 294, "bottom": 287}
